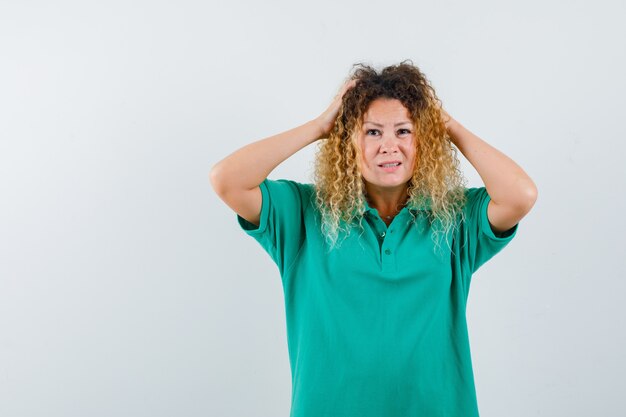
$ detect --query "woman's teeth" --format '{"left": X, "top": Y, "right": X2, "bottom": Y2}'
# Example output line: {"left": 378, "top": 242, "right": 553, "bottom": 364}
{"left": 381, "top": 163, "right": 400, "bottom": 167}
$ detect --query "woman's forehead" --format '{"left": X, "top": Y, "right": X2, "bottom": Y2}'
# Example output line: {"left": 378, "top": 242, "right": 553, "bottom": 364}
{"left": 363, "top": 98, "right": 411, "bottom": 124}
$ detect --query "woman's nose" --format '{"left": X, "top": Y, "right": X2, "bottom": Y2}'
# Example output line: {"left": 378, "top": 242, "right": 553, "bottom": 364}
{"left": 380, "top": 135, "right": 399, "bottom": 152}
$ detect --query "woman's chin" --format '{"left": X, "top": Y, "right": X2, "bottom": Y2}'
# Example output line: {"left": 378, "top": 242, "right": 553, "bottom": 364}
{"left": 365, "top": 179, "right": 410, "bottom": 189}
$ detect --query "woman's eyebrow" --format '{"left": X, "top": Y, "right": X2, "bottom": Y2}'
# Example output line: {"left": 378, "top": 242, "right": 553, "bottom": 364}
{"left": 364, "top": 121, "right": 412, "bottom": 127}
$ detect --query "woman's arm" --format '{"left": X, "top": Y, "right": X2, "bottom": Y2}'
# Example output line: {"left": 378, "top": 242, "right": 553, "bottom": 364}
{"left": 209, "top": 120, "right": 322, "bottom": 226}
{"left": 442, "top": 109, "right": 538, "bottom": 233}
{"left": 210, "top": 120, "right": 322, "bottom": 195}
{"left": 209, "top": 79, "right": 357, "bottom": 225}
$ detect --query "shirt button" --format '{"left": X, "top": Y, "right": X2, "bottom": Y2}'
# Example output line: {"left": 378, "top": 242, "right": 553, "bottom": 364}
{"left": 384, "top": 249, "right": 391, "bottom": 255}
{"left": 380, "top": 232, "right": 386, "bottom": 238}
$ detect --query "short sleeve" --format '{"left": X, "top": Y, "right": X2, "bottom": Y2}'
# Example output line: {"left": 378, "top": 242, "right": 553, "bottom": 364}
{"left": 459, "top": 186, "right": 519, "bottom": 276}
{"left": 236, "top": 178, "right": 310, "bottom": 277}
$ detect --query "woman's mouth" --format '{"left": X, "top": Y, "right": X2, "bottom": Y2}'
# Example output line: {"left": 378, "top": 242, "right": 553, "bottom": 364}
{"left": 378, "top": 162, "right": 401, "bottom": 172}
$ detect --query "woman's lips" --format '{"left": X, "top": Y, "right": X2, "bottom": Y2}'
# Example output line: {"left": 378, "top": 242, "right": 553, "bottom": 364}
{"left": 378, "top": 162, "right": 401, "bottom": 172}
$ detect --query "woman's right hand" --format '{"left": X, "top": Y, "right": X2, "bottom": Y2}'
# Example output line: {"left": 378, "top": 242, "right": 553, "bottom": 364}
{"left": 313, "top": 78, "right": 358, "bottom": 140}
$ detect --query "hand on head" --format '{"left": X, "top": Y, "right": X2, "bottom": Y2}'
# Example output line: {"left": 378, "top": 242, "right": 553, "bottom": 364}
{"left": 314, "top": 79, "right": 358, "bottom": 140}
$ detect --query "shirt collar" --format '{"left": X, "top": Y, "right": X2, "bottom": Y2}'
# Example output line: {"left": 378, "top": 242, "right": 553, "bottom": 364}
{"left": 362, "top": 195, "right": 432, "bottom": 216}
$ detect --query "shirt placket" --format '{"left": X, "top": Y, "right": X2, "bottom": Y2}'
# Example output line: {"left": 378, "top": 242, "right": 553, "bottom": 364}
{"left": 367, "top": 211, "right": 399, "bottom": 274}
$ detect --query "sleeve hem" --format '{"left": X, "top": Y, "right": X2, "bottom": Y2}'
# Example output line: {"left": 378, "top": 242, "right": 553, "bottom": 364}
{"left": 480, "top": 192, "right": 519, "bottom": 241}
{"left": 236, "top": 179, "right": 270, "bottom": 235}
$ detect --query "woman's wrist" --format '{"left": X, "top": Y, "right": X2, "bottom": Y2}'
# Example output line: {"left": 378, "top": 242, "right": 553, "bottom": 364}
{"left": 309, "top": 118, "right": 326, "bottom": 141}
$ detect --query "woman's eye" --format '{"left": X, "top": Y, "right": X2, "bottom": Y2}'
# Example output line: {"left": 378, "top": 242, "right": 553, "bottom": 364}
{"left": 365, "top": 129, "right": 411, "bottom": 136}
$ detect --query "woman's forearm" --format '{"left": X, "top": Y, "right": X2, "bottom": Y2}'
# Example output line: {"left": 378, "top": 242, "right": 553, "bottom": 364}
{"left": 209, "top": 119, "right": 323, "bottom": 194}
{"left": 446, "top": 116, "right": 538, "bottom": 209}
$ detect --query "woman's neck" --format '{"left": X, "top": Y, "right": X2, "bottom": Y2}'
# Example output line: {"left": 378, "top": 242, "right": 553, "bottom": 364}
{"left": 365, "top": 185, "right": 409, "bottom": 219}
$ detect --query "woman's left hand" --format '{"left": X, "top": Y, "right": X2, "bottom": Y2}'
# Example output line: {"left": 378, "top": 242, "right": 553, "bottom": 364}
{"left": 440, "top": 107, "right": 454, "bottom": 132}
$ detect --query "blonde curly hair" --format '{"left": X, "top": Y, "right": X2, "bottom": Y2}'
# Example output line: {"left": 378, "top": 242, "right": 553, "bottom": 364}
{"left": 312, "top": 59, "right": 469, "bottom": 259}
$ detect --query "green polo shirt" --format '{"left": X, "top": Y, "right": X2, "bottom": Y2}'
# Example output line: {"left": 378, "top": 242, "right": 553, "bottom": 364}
{"left": 236, "top": 177, "right": 518, "bottom": 417}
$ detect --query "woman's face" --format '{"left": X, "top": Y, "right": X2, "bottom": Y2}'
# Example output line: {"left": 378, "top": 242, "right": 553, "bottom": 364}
{"left": 357, "top": 98, "right": 416, "bottom": 192}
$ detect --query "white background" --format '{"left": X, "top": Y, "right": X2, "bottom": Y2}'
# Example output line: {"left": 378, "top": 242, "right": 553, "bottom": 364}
{"left": 1, "top": 0, "right": 625, "bottom": 416}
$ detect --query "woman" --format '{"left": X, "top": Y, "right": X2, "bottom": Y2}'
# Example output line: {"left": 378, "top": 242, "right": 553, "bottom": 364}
{"left": 210, "top": 60, "right": 537, "bottom": 417}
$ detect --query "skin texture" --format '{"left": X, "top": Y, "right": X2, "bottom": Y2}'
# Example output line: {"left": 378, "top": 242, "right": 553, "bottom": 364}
{"left": 358, "top": 98, "right": 416, "bottom": 220}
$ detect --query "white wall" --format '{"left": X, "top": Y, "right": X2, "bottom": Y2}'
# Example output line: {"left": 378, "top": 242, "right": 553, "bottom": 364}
{"left": 1, "top": 0, "right": 624, "bottom": 416}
